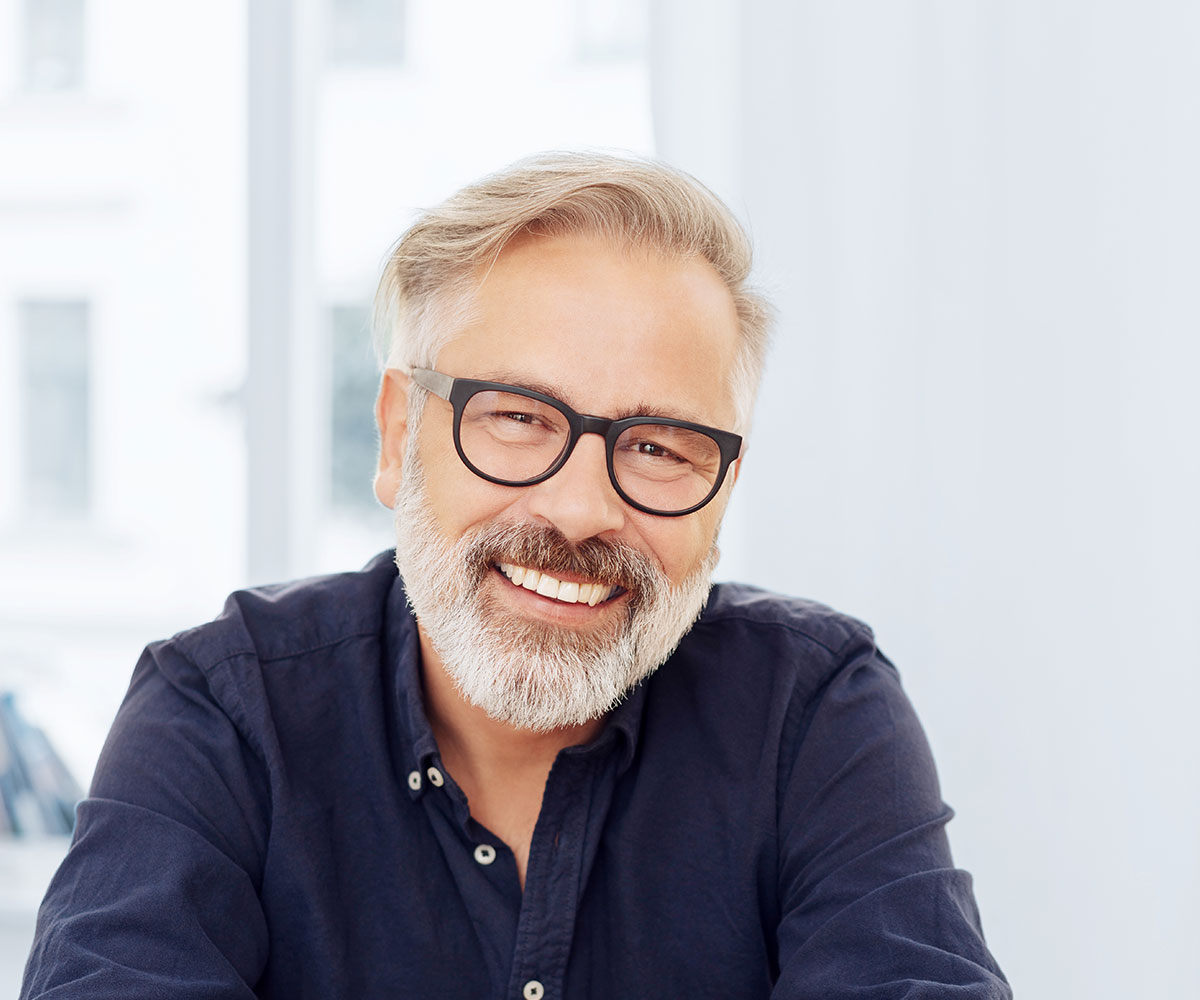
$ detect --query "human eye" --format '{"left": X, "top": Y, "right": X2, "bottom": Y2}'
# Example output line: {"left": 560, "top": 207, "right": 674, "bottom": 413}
{"left": 491, "top": 408, "right": 537, "bottom": 425}
{"left": 616, "top": 424, "right": 721, "bottom": 480}
{"left": 628, "top": 438, "right": 685, "bottom": 463}
{"left": 463, "top": 391, "right": 565, "bottom": 444}
{"left": 488, "top": 404, "right": 559, "bottom": 434}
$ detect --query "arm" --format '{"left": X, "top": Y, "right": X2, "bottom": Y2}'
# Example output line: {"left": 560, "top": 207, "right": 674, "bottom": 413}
{"left": 21, "top": 641, "right": 270, "bottom": 998}
{"left": 772, "top": 640, "right": 1010, "bottom": 998}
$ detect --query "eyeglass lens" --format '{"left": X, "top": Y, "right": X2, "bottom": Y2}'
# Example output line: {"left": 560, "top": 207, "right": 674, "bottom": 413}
{"left": 459, "top": 389, "right": 723, "bottom": 513}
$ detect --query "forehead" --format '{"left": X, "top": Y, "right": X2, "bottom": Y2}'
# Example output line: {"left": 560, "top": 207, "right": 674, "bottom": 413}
{"left": 435, "top": 232, "right": 741, "bottom": 428}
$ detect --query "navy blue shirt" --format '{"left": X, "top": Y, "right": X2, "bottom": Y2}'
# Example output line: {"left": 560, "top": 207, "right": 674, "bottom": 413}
{"left": 23, "top": 551, "right": 1009, "bottom": 999}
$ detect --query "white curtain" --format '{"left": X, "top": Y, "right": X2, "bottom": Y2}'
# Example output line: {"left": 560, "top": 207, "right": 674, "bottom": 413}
{"left": 651, "top": 3, "right": 1200, "bottom": 997}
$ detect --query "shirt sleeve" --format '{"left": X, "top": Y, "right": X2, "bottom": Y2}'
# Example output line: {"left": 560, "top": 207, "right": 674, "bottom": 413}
{"left": 771, "top": 636, "right": 1011, "bottom": 999}
{"left": 20, "top": 640, "right": 271, "bottom": 999}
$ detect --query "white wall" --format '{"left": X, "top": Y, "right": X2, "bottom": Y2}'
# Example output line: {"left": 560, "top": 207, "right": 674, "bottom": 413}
{"left": 654, "top": 2, "right": 1199, "bottom": 997}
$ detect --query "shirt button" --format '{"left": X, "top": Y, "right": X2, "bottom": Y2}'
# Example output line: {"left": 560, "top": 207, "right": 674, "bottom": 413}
{"left": 426, "top": 766, "right": 444, "bottom": 787}
{"left": 407, "top": 770, "right": 421, "bottom": 791}
{"left": 473, "top": 843, "right": 496, "bottom": 865}
{"left": 522, "top": 981, "right": 544, "bottom": 1000}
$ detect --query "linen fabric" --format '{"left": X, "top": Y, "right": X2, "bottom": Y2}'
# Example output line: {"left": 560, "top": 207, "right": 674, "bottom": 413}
{"left": 22, "top": 551, "right": 1010, "bottom": 999}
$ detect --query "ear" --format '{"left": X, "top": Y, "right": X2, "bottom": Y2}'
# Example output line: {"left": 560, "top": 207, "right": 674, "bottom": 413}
{"left": 374, "top": 368, "right": 412, "bottom": 509}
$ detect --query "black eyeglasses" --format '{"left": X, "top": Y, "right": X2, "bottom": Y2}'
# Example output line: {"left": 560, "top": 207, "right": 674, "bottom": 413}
{"left": 410, "top": 368, "right": 742, "bottom": 517}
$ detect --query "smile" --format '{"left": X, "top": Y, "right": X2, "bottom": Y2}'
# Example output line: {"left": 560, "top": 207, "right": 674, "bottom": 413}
{"left": 496, "top": 562, "right": 621, "bottom": 606}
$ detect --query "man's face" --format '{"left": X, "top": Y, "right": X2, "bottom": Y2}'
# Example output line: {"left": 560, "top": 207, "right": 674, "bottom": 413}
{"left": 376, "top": 232, "right": 743, "bottom": 731}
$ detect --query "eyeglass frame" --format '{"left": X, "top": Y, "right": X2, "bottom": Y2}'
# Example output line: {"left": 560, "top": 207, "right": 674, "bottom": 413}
{"left": 408, "top": 367, "right": 743, "bottom": 517}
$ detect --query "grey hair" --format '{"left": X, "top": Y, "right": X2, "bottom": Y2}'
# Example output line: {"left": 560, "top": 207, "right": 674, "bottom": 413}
{"left": 372, "top": 151, "right": 773, "bottom": 433}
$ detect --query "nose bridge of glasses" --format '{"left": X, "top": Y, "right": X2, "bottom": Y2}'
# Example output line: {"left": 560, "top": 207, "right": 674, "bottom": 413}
{"left": 558, "top": 413, "right": 615, "bottom": 477}
{"left": 576, "top": 413, "right": 616, "bottom": 440}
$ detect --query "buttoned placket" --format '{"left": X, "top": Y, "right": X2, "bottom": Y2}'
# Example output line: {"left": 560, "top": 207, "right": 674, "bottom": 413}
{"left": 396, "top": 637, "right": 642, "bottom": 1000}
{"left": 406, "top": 749, "right": 525, "bottom": 989}
{"left": 405, "top": 739, "right": 620, "bottom": 999}
{"left": 503, "top": 747, "right": 611, "bottom": 1000}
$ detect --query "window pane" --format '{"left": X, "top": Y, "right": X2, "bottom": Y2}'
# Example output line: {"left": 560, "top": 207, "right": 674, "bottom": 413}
{"left": 330, "top": 305, "right": 380, "bottom": 510}
{"left": 327, "top": 0, "right": 405, "bottom": 66}
{"left": 19, "top": 301, "right": 90, "bottom": 515}
{"left": 23, "top": 0, "right": 85, "bottom": 92}
{"left": 576, "top": 0, "right": 646, "bottom": 61}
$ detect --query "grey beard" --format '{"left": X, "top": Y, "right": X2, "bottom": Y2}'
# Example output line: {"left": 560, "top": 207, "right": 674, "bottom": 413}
{"left": 391, "top": 444, "right": 718, "bottom": 732}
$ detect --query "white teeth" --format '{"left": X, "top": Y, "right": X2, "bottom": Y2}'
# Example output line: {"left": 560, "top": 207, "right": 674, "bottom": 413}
{"left": 497, "top": 562, "right": 615, "bottom": 606}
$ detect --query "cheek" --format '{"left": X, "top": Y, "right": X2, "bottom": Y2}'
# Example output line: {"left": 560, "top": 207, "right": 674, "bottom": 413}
{"left": 417, "top": 431, "right": 525, "bottom": 533}
{"left": 634, "top": 517, "right": 718, "bottom": 584}
{"left": 414, "top": 431, "right": 468, "bottom": 528}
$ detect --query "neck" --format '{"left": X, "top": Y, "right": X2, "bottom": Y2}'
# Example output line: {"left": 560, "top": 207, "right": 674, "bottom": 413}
{"left": 417, "top": 627, "right": 607, "bottom": 889}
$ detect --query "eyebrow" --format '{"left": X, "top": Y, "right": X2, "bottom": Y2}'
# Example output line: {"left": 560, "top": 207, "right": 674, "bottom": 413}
{"left": 477, "top": 370, "right": 716, "bottom": 427}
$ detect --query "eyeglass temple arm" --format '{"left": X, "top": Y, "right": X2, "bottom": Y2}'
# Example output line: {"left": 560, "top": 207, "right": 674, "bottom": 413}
{"left": 409, "top": 367, "right": 454, "bottom": 401}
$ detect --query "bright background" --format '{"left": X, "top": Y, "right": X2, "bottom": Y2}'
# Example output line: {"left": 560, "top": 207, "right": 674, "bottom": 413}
{"left": 2, "top": 1, "right": 1197, "bottom": 997}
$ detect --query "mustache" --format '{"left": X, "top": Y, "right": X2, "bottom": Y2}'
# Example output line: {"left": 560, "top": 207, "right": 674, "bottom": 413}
{"left": 462, "top": 522, "right": 664, "bottom": 604}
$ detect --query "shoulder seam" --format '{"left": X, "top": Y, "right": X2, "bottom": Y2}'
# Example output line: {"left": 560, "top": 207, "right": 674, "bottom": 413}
{"left": 256, "top": 628, "right": 381, "bottom": 665}
{"left": 693, "top": 610, "right": 872, "bottom": 658}
{"left": 193, "top": 628, "right": 381, "bottom": 673}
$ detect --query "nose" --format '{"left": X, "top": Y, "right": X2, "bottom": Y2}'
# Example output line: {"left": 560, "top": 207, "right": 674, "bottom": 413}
{"left": 524, "top": 432, "right": 626, "bottom": 542}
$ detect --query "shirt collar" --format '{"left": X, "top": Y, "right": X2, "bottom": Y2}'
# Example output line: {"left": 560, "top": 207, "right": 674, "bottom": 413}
{"left": 382, "top": 565, "right": 439, "bottom": 799}
{"left": 590, "top": 680, "right": 645, "bottom": 776}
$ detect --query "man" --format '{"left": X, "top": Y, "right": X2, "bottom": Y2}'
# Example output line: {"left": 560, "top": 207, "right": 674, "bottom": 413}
{"left": 23, "top": 153, "right": 1010, "bottom": 998}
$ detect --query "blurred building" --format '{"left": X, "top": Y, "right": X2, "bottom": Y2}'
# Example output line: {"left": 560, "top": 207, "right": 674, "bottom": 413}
{"left": 0, "top": 2, "right": 649, "bottom": 990}
{"left": 0, "top": 0, "right": 652, "bottom": 789}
